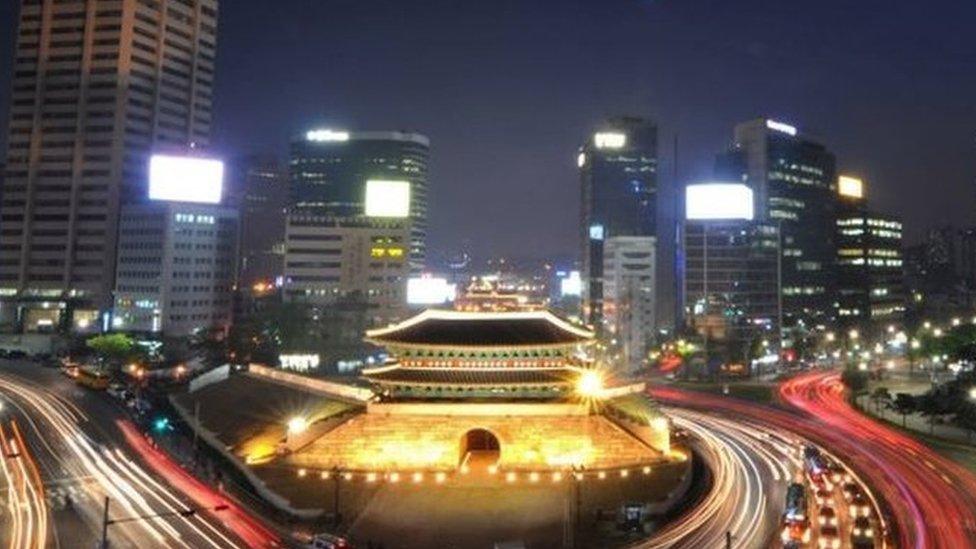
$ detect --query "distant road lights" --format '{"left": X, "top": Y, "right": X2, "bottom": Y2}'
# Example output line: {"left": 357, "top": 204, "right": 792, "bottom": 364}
{"left": 969, "top": 387, "right": 976, "bottom": 401}
{"left": 924, "top": 321, "right": 932, "bottom": 330}
{"left": 934, "top": 328, "right": 943, "bottom": 338}
{"left": 287, "top": 416, "right": 308, "bottom": 436}
{"left": 886, "top": 361, "right": 895, "bottom": 370}
{"left": 848, "top": 329, "right": 859, "bottom": 341}
{"left": 858, "top": 362, "right": 868, "bottom": 371}
{"left": 887, "top": 325, "right": 896, "bottom": 334}
{"left": 825, "top": 332, "right": 836, "bottom": 343}
{"left": 953, "top": 318, "right": 962, "bottom": 326}
{"left": 911, "top": 339, "right": 921, "bottom": 350}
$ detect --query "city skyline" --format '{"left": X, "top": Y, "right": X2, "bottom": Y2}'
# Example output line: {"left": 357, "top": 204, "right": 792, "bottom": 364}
{"left": 2, "top": 0, "right": 974, "bottom": 262}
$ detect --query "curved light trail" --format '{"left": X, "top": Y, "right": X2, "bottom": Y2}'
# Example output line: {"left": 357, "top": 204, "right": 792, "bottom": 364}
{"left": 641, "top": 408, "right": 800, "bottom": 548}
{"left": 780, "top": 371, "right": 976, "bottom": 548}
{"left": 0, "top": 371, "right": 280, "bottom": 548}
{"left": 649, "top": 384, "right": 887, "bottom": 549}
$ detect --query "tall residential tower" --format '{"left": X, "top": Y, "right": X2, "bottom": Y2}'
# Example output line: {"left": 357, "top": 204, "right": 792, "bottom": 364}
{"left": 1, "top": 0, "right": 218, "bottom": 332}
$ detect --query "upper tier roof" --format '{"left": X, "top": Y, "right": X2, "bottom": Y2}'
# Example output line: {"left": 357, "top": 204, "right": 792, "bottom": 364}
{"left": 365, "top": 309, "right": 594, "bottom": 348}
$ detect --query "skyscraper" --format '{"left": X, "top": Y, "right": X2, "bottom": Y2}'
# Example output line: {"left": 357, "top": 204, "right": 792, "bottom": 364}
{"left": 289, "top": 130, "right": 429, "bottom": 271}
{"left": 1, "top": 0, "right": 218, "bottom": 332}
{"left": 602, "top": 235, "right": 656, "bottom": 373}
{"left": 578, "top": 116, "right": 657, "bottom": 327}
{"left": 835, "top": 176, "right": 905, "bottom": 326}
{"left": 227, "top": 154, "right": 286, "bottom": 287}
{"left": 715, "top": 118, "right": 837, "bottom": 330}
{"left": 682, "top": 183, "right": 780, "bottom": 359}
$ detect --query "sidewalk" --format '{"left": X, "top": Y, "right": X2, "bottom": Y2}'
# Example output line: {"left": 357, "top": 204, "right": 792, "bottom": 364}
{"left": 862, "top": 376, "right": 975, "bottom": 445}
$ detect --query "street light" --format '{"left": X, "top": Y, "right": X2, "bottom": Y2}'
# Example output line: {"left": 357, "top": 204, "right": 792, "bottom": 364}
{"left": 287, "top": 416, "right": 308, "bottom": 435}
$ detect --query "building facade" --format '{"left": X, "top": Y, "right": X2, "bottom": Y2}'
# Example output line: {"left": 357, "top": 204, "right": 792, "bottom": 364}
{"left": 715, "top": 118, "right": 837, "bottom": 329}
{"left": 113, "top": 201, "right": 238, "bottom": 337}
{"left": 289, "top": 130, "right": 429, "bottom": 271}
{"left": 1, "top": 0, "right": 218, "bottom": 331}
{"left": 227, "top": 154, "right": 286, "bottom": 287}
{"left": 835, "top": 210, "right": 904, "bottom": 326}
{"left": 282, "top": 213, "right": 410, "bottom": 325}
{"left": 578, "top": 117, "right": 657, "bottom": 327}
{"left": 602, "top": 236, "right": 656, "bottom": 373}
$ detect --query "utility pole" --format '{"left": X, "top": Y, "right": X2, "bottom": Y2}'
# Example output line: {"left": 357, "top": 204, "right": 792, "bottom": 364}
{"left": 332, "top": 465, "right": 341, "bottom": 528}
{"left": 725, "top": 530, "right": 733, "bottom": 549}
{"left": 100, "top": 496, "right": 110, "bottom": 549}
{"left": 192, "top": 400, "right": 201, "bottom": 459}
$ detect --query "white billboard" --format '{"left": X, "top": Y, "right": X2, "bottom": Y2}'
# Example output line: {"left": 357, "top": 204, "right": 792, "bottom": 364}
{"left": 838, "top": 175, "right": 864, "bottom": 199}
{"left": 365, "top": 179, "right": 410, "bottom": 218}
{"left": 560, "top": 271, "right": 582, "bottom": 297}
{"left": 149, "top": 155, "right": 224, "bottom": 204}
{"left": 686, "top": 183, "right": 754, "bottom": 221}
{"left": 407, "top": 277, "right": 456, "bottom": 305}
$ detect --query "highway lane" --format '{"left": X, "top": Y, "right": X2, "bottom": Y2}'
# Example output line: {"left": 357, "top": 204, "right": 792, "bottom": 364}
{"left": 641, "top": 407, "right": 798, "bottom": 549}
{"left": 781, "top": 371, "right": 976, "bottom": 548}
{"left": 0, "top": 360, "right": 280, "bottom": 548}
{"left": 649, "top": 386, "right": 887, "bottom": 549}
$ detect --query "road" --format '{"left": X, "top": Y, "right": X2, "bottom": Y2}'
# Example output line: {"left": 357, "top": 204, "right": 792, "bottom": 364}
{"left": 780, "top": 370, "right": 976, "bottom": 548}
{"left": 0, "top": 360, "right": 281, "bottom": 548}
{"left": 641, "top": 407, "right": 796, "bottom": 548}
{"left": 641, "top": 402, "right": 875, "bottom": 549}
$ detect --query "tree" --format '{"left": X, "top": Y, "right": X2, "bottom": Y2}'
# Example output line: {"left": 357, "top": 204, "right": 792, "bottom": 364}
{"left": 86, "top": 333, "right": 139, "bottom": 372}
{"left": 870, "top": 386, "right": 892, "bottom": 415}
{"left": 889, "top": 393, "right": 916, "bottom": 428}
{"left": 841, "top": 368, "right": 869, "bottom": 401}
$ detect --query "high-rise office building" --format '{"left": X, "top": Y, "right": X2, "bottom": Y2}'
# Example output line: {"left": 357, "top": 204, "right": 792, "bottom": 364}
{"left": 682, "top": 183, "right": 780, "bottom": 354}
{"left": 282, "top": 213, "right": 410, "bottom": 326}
{"left": 1, "top": 0, "right": 218, "bottom": 331}
{"left": 114, "top": 200, "right": 238, "bottom": 337}
{"left": 289, "top": 130, "right": 429, "bottom": 271}
{"left": 602, "top": 236, "right": 656, "bottom": 373}
{"left": 715, "top": 118, "right": 837, "bottom": 329}
{"left": 834, "top": 176, "right": 905, "bottom": 325}
{"left": 227, "top": 154, "right": 286, "bottom": 287}
{"left": 578, "top": 117, "right": 657, "bottom": 327}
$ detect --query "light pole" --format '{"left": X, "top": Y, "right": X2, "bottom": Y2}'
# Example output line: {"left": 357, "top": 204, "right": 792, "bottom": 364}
{"left": 100, "top": 496, "right": 229, "bottom": 548}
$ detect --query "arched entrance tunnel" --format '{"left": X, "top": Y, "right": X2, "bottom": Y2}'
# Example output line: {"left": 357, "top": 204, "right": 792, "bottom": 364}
{"left": 460, "top": 428, "right": 501, "bottom": 470}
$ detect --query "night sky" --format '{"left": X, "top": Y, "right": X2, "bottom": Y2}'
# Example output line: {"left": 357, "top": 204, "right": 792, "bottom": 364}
{"left": 1, "top": 0, "right": 974, "bottom": 264}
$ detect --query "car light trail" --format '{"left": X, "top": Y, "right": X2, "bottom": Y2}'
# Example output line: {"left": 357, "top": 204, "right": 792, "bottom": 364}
{"left": 780, "top": 371, "right": 976, "bottom": 548}
{"left": 649, "top": 384, "right": 888, "bottom": 549}
{"left": 0, "top": 419, "right": 48, "bottom": 549}
{"left": 0, "top": 373, "right": 277, "bottom": 548}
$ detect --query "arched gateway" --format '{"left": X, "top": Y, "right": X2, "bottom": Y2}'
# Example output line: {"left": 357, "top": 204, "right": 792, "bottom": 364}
{"left": 460, "top": 428, "right": 501, "bottom": 468}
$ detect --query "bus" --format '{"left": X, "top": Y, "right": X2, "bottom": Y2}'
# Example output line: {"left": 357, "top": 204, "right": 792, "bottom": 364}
{"left": 76, "top": 367, "right": 110, "bottom": 390}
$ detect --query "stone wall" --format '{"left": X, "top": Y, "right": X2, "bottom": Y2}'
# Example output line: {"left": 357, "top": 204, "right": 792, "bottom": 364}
{"left": 286, "top": 412, "right": 660, "bottom": 471}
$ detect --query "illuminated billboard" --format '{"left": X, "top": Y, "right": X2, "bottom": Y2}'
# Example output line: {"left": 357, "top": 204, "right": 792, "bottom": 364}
{"left": 560, "top": 271, "right": 582, "bottom": 297}
{"left": 686, "top": 183, "right": 754, "bottom": 221}
{"left": 148, "top": 155, "right": 224, "bottom": 204}
{"left": 765, "top": 119, "right": 797, "bottom": 136}
{"left": 594, "top": 132, "right": 626, "bottom": 149}
{"left": 365, "top": 179, "right": 410, "bottom": 217}
{"left": 407, "top": 277, "right": 456, "bottom": 305}
{"left": 306, "top": 129, "right": 350, "bottom": 142}
{"left": 838, "top": 175, "right": 864, "bottom": 199}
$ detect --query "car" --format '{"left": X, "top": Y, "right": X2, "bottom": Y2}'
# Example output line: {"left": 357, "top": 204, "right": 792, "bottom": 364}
{"left": 107, "top": 383, "right": 129, "bottom": 400}
{"left": 842, "top": 481, "right": 861, "bottom": 502}
{"left": 781, "top": 522, "right": 811, "bottom": 545}
{"left": 826, "top": 462, "right": 846, "bottom": 485}
{"left": 813, "top": 487, "right": 833, "bottom": 506}
{"left": 817, "top": 505, "right": 837, "bottom": 527}
{"left": 307, "top": 533, "right": 349, "bottom": 549}
{"left": 7, "top": 350, "right": 27, "bottom": 360}
{"left": 851, "top": 516, "right": 875, "bottom": 548}
{"left": 818, "top": 524, "right": 840, "bottom": 548}
{"left": 849, "top": 492, "right": 871, "bottom": 518}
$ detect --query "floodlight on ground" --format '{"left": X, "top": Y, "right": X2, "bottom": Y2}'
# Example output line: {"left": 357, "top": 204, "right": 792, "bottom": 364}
{"left": 576, "top": 370, "right": 604, "bottom": 398}
{"left": 287, "top": 416, "right": 308, "bottom": 435}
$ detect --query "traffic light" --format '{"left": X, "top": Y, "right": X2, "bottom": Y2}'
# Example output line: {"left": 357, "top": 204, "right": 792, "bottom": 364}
{"left": 152, "top": 416, "right": 173, "bottom": 432}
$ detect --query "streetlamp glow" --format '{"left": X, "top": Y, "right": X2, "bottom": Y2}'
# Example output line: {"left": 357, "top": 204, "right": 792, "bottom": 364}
{"left": 849, "top": 329, "right": 859, "bottom": 341}
{"left": 970, "top": 387, "right": 976, "bottom": 401}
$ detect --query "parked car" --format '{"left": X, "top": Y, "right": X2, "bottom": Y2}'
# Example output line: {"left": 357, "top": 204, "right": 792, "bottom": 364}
{"left": 307, "top": 533, "right": 349, "bottom": 549}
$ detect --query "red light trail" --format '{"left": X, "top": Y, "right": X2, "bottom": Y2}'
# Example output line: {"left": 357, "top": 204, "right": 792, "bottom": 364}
{"left": 652, "top": 371, "right": 976, "bottom": 548}
{"left": 116, "top": 420, "right": 281, "bottom": 548}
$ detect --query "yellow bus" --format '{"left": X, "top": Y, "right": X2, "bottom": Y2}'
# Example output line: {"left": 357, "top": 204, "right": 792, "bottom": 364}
{"left": 76, "top": 367, "right": 110, "bottom": 390}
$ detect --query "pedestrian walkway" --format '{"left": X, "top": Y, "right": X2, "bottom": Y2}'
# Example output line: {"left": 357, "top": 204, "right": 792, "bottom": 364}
{"left": 863, "top": 376, "right": 976, "bottom": 445}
